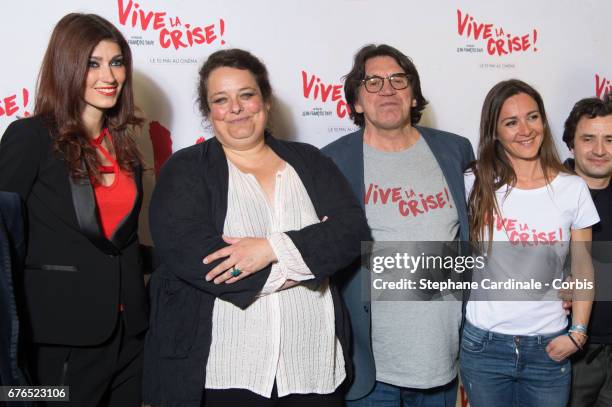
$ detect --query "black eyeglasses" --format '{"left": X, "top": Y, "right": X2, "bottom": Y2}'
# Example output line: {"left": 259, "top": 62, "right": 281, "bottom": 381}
{"left": 361, "top": 73, "right": 410, "bottom": 93}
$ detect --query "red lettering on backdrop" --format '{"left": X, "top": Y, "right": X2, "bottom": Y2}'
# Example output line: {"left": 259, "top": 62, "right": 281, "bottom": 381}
{"left": 456, "top": 9, "right": 538, "bottom": 56}
{"left": 365, "top": 184, "right": 454, "bottom": 218}
{"left": 595, "top": 74, "right": 612, "bottom": 99}
{"left": 117, "top": 0, "right": 132, "bottom": 25}
{"left": 301, "top": 70, "right": 351, "bottom": 119}
{"left": 117, "top": 0, "right": 226, "bottom": 49}
{"left": 3, "top": 95, "right": 18, "bottom": 116}
{"left": 149, "top": 121, "right": 172, "bottom": 177}
{"left": 493, "top": 214, "right": 563, "bottom": 246}
{"left": 0, "top": 88, "right": 31, "bottom": 118}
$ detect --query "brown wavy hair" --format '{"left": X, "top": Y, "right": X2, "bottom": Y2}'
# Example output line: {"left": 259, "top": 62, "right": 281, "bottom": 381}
{"left": 34, "top": 13, "right": 142, "bottom": 180}
{"left": 468, "top": 79, "right": 569, "bottom": 246}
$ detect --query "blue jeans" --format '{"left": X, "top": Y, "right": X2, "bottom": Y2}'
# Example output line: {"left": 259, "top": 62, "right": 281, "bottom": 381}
{"left": 459, "top": 321, "right": 571, "bottom": 407}
{"left": 347, "top": 379, "right": 457, "bottom": 407}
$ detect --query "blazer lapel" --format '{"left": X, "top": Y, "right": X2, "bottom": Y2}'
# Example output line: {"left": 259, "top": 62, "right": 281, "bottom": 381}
{"left": 68, "top": 162, "right": 118, "bottom": 255}
{"left": 346, "top": 130, "right": 365, "bottom": 209}
{"left": 321, "top": 130, "right": 365, "bottom": 208}
{"left": 110, "top": 165, "right": 143, "bottom": 248}
{"left": 418, "top": 126, "right": 469, "bottom": 242}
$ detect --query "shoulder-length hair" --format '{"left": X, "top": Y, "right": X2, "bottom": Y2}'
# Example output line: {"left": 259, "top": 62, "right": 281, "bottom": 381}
{"left": 468, "top": 79, "right": 569, "bottom": 245}
{"left": 34, "top": 13, "right": 142, "bottom": 180}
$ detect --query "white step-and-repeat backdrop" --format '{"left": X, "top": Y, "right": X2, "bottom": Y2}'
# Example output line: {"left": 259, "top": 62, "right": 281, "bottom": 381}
{"left": 2, "top": 2, "right": 610, "bottom": 404}
{"left": 3, "top": 1, "right": 611, "bottom": 155}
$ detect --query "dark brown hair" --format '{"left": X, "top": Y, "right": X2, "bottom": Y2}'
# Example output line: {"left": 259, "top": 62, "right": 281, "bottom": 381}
{"left": 343, "top": 44, "right": 428, "bottom": 128}
{"left": 563, "top": 93, "right": 612, "bottom": 150}
{"left": 34, "top": 13, "right": 141, "bottom": 180}
{"left": 468, "top": 79, "right": 569, "bottom": 245}
{"left": 197, "top": 48, "right": 272, "bottom": 118}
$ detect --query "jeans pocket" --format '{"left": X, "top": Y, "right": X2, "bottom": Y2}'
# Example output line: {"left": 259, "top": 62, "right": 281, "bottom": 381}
{"left": 461, "top": 333, "right": 487, "bottom": 353}
{"left": 535, "top": 345, "right": 572, "bottom": 385}
{"left": 540, "top": 335, "right": 570, "bottom": 364}
{"left": 542, "top": 346, "right": 570, "bottom": 365}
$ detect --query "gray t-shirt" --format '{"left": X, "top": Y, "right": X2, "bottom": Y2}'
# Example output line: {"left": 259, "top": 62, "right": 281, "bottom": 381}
{"left": 364, "top": 137, "right": 462, "bottom": 389}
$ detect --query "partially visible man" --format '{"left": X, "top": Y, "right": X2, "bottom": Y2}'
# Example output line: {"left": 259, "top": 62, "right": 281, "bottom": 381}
{"left": 0, "top": 191, "right": 29, "bottom": 390}
{"left": 564, "top": 94, "right": 612, "bottom": 407}
{"left": 323, "top": 44, "right": 474, "bottom": 406}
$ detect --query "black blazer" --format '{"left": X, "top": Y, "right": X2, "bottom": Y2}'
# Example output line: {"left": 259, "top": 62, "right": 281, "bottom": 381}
{"left": 143, "top": 135, "right": 370, "bottom": 407}
{"left": 0, "top": 116, "right": 148, "bottom": 346}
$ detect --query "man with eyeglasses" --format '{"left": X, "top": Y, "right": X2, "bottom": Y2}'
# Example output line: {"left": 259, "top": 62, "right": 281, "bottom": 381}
{"left": 323, "top": 44, "right": 474, "bottom": 406}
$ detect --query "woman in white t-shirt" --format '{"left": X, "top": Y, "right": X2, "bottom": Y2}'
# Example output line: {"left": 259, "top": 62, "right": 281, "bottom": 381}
{"left": 460, "top": 79, "right": 599, "bottom": 407}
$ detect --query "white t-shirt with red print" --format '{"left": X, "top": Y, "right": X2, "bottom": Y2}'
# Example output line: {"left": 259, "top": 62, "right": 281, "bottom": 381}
{"left": 464, "top": 172, "right": 600, "bottom": 335}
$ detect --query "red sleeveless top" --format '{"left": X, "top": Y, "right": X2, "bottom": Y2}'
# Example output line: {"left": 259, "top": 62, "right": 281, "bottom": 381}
{"left": 90, "top": 129, "right": 136, "bottom": 239}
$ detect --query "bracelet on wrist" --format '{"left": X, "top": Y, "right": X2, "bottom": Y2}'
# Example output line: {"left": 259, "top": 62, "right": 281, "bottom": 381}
{"left": 570, "top": 324, "right": 588, "bottom": 334}
{"left": 569, "top": 329, "right": 588, "bottom": 339}
{"left": 569, "top": 331, "right": 588, "bottom": 345}
{"left": 567, "top": 333, "right": 583, "bottom": 351}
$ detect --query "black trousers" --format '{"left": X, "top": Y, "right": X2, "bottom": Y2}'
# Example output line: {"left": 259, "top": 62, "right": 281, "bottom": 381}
{"left": 29, "top": 314, "right": 144, "bottom": 407}
{"left": 570, "top": 343, "right": 612, "bottom": 407}
{"left": 203, "top": 383, "right": 345, "bottom": 407}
